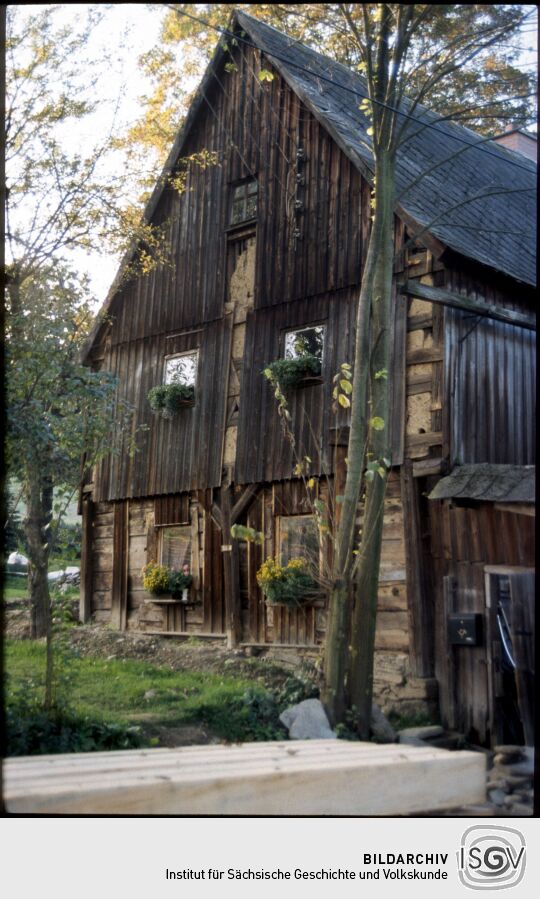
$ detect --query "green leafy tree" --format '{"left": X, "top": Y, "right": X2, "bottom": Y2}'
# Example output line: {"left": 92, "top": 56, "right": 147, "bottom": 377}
{"left": 5, "top": 7, "right": 139, "bottom": 639}
{"left": 5, "top": 265, "right": 135, "bottom": 639}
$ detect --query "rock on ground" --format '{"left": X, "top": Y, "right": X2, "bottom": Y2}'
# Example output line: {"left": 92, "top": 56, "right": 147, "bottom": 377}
{"left": 279, "top": 698, "right": 336, "bottom": 740}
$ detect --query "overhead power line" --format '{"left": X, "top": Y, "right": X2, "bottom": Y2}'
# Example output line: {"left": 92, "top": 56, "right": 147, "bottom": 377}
{"left": 164, "top": 4, "right": 536, "bottom": 176}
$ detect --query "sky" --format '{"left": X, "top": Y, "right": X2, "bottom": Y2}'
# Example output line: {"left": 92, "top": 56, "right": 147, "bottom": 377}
{"left": 10, "top": 4, "right": 539, "bottom": 308}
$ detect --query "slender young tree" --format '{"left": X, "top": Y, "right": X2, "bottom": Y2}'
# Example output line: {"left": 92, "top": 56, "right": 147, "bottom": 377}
{"left": 320, "top": 3, "right": 536, "bottom": 734}
{"left": 5, "top": 265, "right": 135, "bottom": 638}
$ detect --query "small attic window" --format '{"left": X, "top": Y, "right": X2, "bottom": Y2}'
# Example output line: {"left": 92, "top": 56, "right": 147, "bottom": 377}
{"left": 164, "top": 351, "right": 198, "bottom": 387}
{"left": 230, "top": 178, "right": 258, "bottom": 225}
{"left": 284, "top": 325, "right": 325, "bottom": 365}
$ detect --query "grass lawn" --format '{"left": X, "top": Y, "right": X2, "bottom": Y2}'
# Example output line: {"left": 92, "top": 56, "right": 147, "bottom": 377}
{"left": 5, "top": 638, "right": 286, "bottom": 751}
{"left": 4, "top": 574, "right": 28, "bottom": 601}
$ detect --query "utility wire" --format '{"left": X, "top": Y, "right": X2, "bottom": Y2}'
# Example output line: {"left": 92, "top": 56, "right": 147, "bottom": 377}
{"left": 164, "top": 4, "right": 536, "bottom": 176}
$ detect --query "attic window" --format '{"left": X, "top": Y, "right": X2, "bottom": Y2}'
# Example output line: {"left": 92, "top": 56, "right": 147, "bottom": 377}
{"left": 230, "top": 178, "right": 258, "bottom": 225}
{"left": 284, "top": 325, "right": 325, "bottom": 365}
{"left": 164, "top": 351, "right": 198, "bottom": 388}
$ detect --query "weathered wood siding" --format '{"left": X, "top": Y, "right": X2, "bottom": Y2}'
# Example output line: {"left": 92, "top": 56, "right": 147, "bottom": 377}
{"left": 236, "top": 289, "right": 357, "bottom": 484}
{"left": 239, "top": 471, "right": 409, "bottom": 652}
{"left": 95, "top": 318, "right": 233, "bottom": 501}
{"left": 443, "top": 263, "right": 536, "bottom": 465}
{"left": 428, "top": 498, "right": 535, "bottom": 745}
{"left": 92, "top": 43, "right": 369, "bottom": 502}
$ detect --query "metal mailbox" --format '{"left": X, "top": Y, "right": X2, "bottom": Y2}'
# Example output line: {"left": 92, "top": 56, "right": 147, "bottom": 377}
{"left": 448, "top": 612, "right": 483, "bottom": 646}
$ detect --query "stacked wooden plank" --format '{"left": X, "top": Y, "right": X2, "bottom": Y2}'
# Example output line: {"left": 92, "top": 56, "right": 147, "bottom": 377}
{"left": 4, "top": 740, "right": 485, "bottom": 815}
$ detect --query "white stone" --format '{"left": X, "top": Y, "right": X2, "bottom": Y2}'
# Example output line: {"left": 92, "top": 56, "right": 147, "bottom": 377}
{"left": 279, "top": 699, "right": 337, "bottom": 740}
{"left": 47, "top": 570, "right": 64, "bottom": 582}
{"left": 7, "top": 552, "right": 28, "bottom": 568}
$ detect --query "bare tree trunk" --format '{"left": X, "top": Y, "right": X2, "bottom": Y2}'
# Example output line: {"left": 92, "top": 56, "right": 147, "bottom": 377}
{"left": 322, "top": 169, "right": 379, "bottom": 725}
{"left": 25, "top": 469, "right": 52, "bottom": 639}
{"left": 348, "top": 149, "right": 396, "bottom": 738}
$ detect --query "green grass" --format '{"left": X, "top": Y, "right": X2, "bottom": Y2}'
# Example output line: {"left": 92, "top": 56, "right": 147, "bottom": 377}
{"left": 5, "top": 639, "right": 286, "bottom": 747}
{"left": 4, "top": 574, "right": 29, "bottom": 601}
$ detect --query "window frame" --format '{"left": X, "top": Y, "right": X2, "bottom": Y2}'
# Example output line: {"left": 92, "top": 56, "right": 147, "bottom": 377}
{"left": 163, "top": 349, "right": 199, "bottom": 389}
{"left": 158, "top": 524, "right": 192, "bottom": 572}
{"left": 228, "top": 177, "right": 258, "bottom": 228}
{"left": 282, "top": 323, "right": 326, "bottom": 367}
{"left": 276, "top": 513, "right": 322, "bottom": 575}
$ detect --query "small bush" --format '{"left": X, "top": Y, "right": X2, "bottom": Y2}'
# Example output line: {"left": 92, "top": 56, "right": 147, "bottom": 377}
{"left": 147, "top": 383, "right": 194, "bottom": 418}
{"left": 264, "top": 354, "right": 321, "bottom": 390}
{"left": 6, "top": 695, "right": 143, "bottom": 756}
{"left": 186, "top": 686, "right": 286, "bottom": 742}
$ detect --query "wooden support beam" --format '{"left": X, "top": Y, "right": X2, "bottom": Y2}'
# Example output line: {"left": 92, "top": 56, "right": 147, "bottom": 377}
{"left": 111, "top": 501, "right": 128, "bottom": 631}
{"left": 231, "top": 484, "right": 260, "bottom": 524}
{"left": 401, "top": 281, "right": 536, "bottom": 331}
{"left": 4, "top": 740, "right": 486, "bottom": 815}
{"left": 79, "top": 497, "right": 93, "bottom": 624}
{"left": 401, "top": 461, "right": 434, "bottom": 677}
{"left": 220, "top": 486, "right": 242, "bottom": 648}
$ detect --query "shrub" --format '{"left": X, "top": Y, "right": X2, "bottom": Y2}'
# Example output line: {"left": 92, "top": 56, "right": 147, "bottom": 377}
{"left": 5, "top": 691, "right": 143, "bottom": 756}
{"left": 256, "top": 557, "right": 318, "bottom": 608}
{"left": 185, "top": 686, "right": 286, "bottom": 742}
{"left": 263, "top": 354, "right": 321, "bottom": 390}
{"left": 147, "top": 383, "right": 195, "bottom": 418}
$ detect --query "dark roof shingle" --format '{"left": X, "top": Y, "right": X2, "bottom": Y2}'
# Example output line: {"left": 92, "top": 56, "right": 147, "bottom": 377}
{"left": 428, "top": 464, "right": 535, "bottom": 503}
{"left": 237, "top": 11, "right": 536, "bottom": 286}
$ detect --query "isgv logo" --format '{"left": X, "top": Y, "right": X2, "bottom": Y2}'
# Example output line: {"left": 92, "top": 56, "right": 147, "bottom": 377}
{"left": 458, "top": 826, "right": 526, "bottom": 890}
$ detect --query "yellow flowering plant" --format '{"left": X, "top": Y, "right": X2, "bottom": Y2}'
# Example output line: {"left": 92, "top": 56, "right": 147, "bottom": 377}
{"left": 256, "top": 557, "right": 317, "bottom": 608}
{"left": 142, "top": 562, "right": 170, "bottom": 595}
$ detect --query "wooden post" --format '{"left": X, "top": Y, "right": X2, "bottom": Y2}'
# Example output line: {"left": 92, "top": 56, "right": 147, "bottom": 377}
{"left": 509, "top": 571, "right": 535, "bottom": 747}
{"left": 79, "top": 496, "right": 93, "bottom": 623}
{"left": 111, "top": 501, "right": 128, "bottom": 631}
{"left": 401, "top": 460, "right": 433, "bottom": 677}
{"left": 220, "top": 486, "right": 241, "bottom": 647}
{"left": 442, "top": 574, "right": 458, "bottom": 731}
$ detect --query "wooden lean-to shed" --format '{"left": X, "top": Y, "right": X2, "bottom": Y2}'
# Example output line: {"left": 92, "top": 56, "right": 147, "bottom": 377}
{"left": 80, "top": 11, "right": 536, "bottom": 743}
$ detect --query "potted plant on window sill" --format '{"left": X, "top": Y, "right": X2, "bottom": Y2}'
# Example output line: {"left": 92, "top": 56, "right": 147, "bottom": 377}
{"left": 256, "top": 557, "right": 320, "bottom": 610}
{"left": 147, "top": 383, "right": 195, "bottom": 419}
{"left": 142, "top": 562, "right": 196, "bottom": 604}
{"left": 263, "top": 354, "right": 322, "bottom": 391}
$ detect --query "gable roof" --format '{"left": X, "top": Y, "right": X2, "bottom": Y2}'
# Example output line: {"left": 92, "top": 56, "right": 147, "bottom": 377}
{"left": 82, "top": 10, "right": 536, "bottom": 361}
{"left": 237, "top": 11, "right": 536, "bottom": 287}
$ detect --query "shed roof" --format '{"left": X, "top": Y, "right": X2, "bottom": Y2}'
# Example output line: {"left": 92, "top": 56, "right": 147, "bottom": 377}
{"left": 428, "top": 464, "right": 535, "bottom": 503}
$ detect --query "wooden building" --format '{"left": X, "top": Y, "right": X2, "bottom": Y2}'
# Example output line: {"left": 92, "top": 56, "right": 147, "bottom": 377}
{"left": 80, "top": 12, "right": 536, "bottom": 743}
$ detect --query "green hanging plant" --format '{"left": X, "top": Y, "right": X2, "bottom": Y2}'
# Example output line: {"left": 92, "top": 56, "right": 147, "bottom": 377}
{"left": 263, "top": 354, "right": 321, "bottom": 390}
{"left": 147, "top": 383, "right": 195, "bottom": 418}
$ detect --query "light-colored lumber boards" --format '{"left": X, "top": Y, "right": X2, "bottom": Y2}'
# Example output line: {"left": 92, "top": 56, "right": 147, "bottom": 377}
{"left": 4, "top": 739, "right": 485, "bottom": 815}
